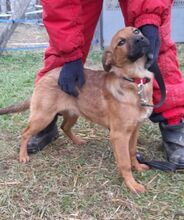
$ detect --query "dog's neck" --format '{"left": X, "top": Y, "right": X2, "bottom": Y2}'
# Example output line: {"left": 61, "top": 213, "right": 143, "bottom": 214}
{"left": 110, "top": 57, "right": 150, "bottom": 79}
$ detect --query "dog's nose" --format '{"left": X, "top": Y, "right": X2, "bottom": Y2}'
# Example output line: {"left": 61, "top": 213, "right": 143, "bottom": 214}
{"left": 134, "top": 35, "right": 145, "bottom": 43}
{"left": 134, "top": 35, "right": 150, "bottom": 47}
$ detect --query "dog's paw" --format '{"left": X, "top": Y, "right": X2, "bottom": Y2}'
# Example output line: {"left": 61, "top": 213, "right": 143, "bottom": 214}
{"left": 75, "top": 139, "right": 86, "bottom": 145}
{"left": 19, "top": 154, "right": 30, "bottom": 163}
{"left": 134, "top": 163, "right": 150, "bottom": 171}
{"left": 72, "top": 136, "right": 86, "bottom": 145}
{"left": 125, "top": 180, "right": 146, "bottom": 193}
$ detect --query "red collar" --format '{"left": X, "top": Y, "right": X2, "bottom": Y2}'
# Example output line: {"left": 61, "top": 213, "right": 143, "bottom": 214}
{"left": 122, "top": 76, "right": 150, "bottom": 85}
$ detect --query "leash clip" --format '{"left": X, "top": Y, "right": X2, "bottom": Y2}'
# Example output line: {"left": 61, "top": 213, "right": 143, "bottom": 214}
{"left": 137, "top": 80, "right": 148, "bottom": 105}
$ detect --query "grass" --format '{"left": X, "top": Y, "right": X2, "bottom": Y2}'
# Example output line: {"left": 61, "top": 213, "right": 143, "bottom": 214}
{"left": 0, "top": 47, "right": 184, "bottom": 220}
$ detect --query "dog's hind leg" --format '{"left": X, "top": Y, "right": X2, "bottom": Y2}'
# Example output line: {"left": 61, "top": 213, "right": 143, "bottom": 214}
{"left": 19, "top": 113, "right": 57, "bottom": 163}
{"left": 61, "top": 112, "right": 86, "bottom": 145}
{"left": 129, "top": 125, "right": 150, "bottom": 171}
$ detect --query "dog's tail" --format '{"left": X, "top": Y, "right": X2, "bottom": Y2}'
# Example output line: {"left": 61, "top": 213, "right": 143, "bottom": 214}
{"left": 0, "top": 99, "right": 30, "bottom": 115}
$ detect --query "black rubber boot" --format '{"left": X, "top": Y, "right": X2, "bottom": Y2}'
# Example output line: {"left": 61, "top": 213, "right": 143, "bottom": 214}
{"left": 27, "top": 116, "right": 59, "bottom": 154}
{"left": 159, "top": 121, "right": 184, "bottom": 168}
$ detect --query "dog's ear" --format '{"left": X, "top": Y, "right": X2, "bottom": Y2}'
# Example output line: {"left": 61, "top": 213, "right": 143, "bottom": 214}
{"left": 102, "top": 48, "right": 113, "bottom": 72}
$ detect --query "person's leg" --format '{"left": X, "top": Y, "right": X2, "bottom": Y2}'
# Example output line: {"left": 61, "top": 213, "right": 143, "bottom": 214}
{"left": 28, "top": 0, "right": 103, "bottom": 153}
{"left": 80, "top": 0, "right": 103, "bottom": 63}
{"left": 36, "top": 0, "right": 103, "bottom": 82}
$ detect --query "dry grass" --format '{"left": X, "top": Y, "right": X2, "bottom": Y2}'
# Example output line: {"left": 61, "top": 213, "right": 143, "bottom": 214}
{"left": 0, "top": 46, "right": 184, "bottom": 219}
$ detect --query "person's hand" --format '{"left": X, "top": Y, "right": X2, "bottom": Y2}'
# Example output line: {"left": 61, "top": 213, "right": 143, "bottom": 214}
{"left": 58, "top": 59, "right": 85, "bottom": 96}
{"left": 139, "top": 24, "right": 160, "bottom": 69}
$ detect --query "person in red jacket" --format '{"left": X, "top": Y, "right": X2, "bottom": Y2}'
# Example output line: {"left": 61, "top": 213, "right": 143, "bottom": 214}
{"left": 28, "top": 0, "right": 184, "bottom": 168}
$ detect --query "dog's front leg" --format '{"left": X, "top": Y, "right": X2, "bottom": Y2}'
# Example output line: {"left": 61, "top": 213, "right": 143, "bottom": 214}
{"left": 129, "top": 125, "right": 150, "bottom": 171}
{"left": 110, "top": 128, "right": 145, "bottom": 193}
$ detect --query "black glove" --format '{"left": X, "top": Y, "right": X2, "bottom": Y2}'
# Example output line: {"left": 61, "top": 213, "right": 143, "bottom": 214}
{"left": 58, "top": 59, "right": 85, "bottom": 97}
{"left": 140, "top": 25, "right": 166, "bottom": 112}
{"left": 139, "top": 24, "right": 160, "bottom": 69}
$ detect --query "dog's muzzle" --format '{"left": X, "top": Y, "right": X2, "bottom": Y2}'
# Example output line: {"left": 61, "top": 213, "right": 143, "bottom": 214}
{"left": 128, "top": 35, "right": 150, "bottom": 62}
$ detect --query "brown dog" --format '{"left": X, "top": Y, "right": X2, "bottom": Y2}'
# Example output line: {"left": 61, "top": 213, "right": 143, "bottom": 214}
{"left": 0, "top": 27, "right": 153, "bottom": 193}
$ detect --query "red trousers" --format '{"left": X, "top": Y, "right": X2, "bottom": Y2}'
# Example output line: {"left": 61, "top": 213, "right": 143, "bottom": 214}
{"left": 37, "top": 0, "right": 184, "bottom": 124}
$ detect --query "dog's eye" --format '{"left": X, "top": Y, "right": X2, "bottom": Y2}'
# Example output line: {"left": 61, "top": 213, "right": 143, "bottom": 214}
{"left": 118, "top": 38, "right": 126, "bottom": 46}
{"left": 133, "top": 29, "right": 140, "bottom": 34}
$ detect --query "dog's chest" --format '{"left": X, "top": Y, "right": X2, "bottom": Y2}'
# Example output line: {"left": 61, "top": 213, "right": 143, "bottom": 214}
{"left": 139, "top": 87, "right": 153, "bottom": 122}
{"left": 139, "top": 106, "right": 153, "bottom": 122}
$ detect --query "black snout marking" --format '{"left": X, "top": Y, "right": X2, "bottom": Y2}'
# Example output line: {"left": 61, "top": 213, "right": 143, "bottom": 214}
{"left": 128, "top": 35, "right": 150, "bottom": 62}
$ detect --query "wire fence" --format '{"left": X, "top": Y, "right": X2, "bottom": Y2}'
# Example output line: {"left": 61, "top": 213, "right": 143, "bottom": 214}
{"left": 0, "top": 0, "right": 49, "bottom": 52}
{"left": 0, "top": 0, "right": 40, "bottom": 14}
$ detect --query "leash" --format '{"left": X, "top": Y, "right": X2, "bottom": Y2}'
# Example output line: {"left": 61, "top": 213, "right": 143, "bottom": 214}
{"left": 143, "top": 62, "right": 166, "bottom": 108}
{"left": 136, "top": 153, "right": 177, "bottom": 172}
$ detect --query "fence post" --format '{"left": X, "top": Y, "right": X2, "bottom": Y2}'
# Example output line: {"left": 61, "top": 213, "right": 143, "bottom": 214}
{"left": 0, "top": 0, "right": 31, "bottom": 54}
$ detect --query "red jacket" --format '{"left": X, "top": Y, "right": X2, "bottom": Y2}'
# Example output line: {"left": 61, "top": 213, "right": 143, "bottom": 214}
{"left": 37, "top": 0, "right": 184, "bottom": 124}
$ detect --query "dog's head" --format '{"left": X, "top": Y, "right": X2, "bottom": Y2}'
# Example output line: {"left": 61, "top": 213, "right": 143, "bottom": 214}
{"left": 102, "top": 27, "right": 150, "bottom": 72}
